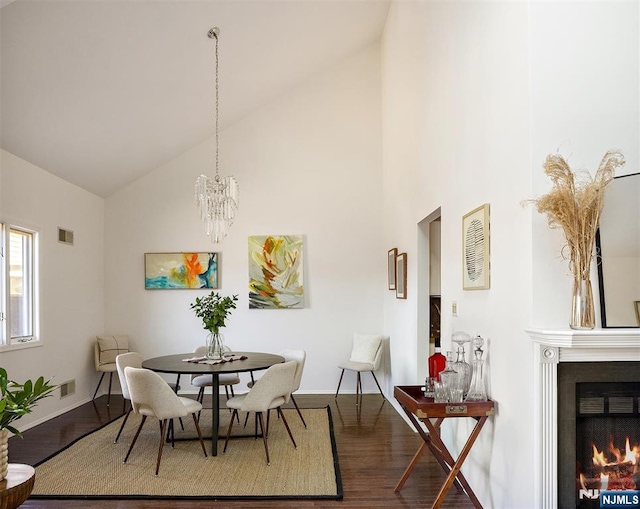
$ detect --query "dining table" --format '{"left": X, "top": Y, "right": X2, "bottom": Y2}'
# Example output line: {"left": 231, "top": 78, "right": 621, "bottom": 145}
{"left": 142, "top": 351, "right": 285, "bottom": 455}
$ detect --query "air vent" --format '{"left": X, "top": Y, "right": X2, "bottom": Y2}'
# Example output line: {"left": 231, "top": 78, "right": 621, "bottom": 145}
{"left": 58, "top": 227, "right": 74, "bottom": 245}
{"left": 59, "top": 379, "right": 76, "bottom": 398}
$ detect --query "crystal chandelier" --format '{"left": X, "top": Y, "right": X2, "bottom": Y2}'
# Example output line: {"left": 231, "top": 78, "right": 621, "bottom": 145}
{"left": 195, "top": 27, "right": 239, "bottom": 243}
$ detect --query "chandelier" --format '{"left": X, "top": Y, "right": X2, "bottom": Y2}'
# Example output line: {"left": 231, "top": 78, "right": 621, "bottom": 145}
{"left": 195, "top": 27, "right": 239, "bottom": 243}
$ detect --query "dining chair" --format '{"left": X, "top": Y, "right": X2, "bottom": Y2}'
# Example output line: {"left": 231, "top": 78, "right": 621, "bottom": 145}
{"left": 223, "top": 360, "right": 297, "bottom": 466}
{"left": 123, "top": 366, "right": 208, "bottom": 476}
{"left": 245, "top": 349, "right": 307, "bottom": 428}
{"left": 334, "top": 333, "right": 385, "bottom": 404}
{"left": 93, "top": 335, "right": 130, "bottom": 406}
{"left": 114, "top": 352, "right": 143, "bottom": 443}
{"left": 190, "top": 345, "right": 240, "bottom": 421}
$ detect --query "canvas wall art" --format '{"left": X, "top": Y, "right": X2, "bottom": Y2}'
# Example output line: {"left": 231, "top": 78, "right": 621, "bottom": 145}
{"left": 145, "top": 252, "right": 218, "bottom": 289}
{"left": 462, "top": 204, "right": 490, "bottom": 290}
{"left": 248, "top": 235, "right": 304, "bottom": 309}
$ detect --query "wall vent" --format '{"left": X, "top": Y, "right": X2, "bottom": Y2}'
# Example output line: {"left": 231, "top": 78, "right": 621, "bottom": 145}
{"left": 59, "top": 379, "right": 76, "bottom": 398}
{"left": 58, "top": 227, "right": 74, "bottom": 245}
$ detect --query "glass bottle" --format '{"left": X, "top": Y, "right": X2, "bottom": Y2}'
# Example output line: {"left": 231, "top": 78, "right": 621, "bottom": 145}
{"left": 453, "top": 347, "right": 472, "bottom": 396}
{"left": 465, "top": 335, "right": 488, "bottom": 402}
{"left": 428, "top": 336, "right": 446, "bottom": 381}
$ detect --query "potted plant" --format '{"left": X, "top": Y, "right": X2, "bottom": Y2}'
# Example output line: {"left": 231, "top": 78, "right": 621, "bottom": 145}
{"left": 190, "top": 292, "right": 239, "bottom": 359}
{"left": 0, "top": 367, "right": 56, "bottom": 480}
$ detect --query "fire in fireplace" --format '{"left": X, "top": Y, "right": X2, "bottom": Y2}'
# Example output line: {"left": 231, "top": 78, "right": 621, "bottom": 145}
{"left": 557, "top": 362, "right": 640, "bottom": 509}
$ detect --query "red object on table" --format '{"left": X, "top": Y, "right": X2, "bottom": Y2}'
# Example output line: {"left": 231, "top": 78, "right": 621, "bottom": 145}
{"left": 393, "top": 385, "right": 495, "bottom": 509}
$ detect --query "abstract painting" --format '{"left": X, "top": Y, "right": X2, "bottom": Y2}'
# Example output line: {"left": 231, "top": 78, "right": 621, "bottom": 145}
{"left": 145, "top": 252, "right": 218, "bottom": 289}
{"left": 248, "top": 235, "right": 304, "bottom": 309}
{"left": 462, "top": 204, "right": 490, "bottom": 290}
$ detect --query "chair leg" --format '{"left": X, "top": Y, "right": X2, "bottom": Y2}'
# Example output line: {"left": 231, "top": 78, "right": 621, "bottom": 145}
{"left": 156, "top": 419, "right": 168, "bottom": 476}
{"left": 192, "top": 413, "right": 208, "bottom": 458}
{"left": 92, "top": 372, "right": 106, "bottom": 400}
{"left": 107, "top": 372, "right": 114, "bottom": 407}
{"left": 370, "top": 371, "right": 385, "bottom": 400}
{"left": 114, "top": 408, "right": 132, "bottom": 443}
{"left": 278, "top": 407, "right": 297, "bottom": 449}
{"left": 223, "top": 409, "right": 238, "bottom": 453}
{"left": 243, "top": 412, "right": 250, "bottom": 428}
{"left": 334, "top": 369, "right": 345, "bottom": 399}
{"left": 124, "top": 415, "right": 147, "bottom": 463}
{"left": 290, "top": 394, "right": 307, "bottom": 428}
{"left": 257, "top": 412, "right": 270, "bottom": 465}
{"left": 356, "top": 372, "right": 362, "bottom": 406}
{"left": 197, "top": 387, "right": 205, "bottom": 421}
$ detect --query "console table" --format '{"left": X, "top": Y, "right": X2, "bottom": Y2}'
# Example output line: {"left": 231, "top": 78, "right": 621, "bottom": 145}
{"left": 394, "top": 385, "right": 495, "bottom": 509}
{"left": 0, "top": 464, "right": 35, "bottom": 509}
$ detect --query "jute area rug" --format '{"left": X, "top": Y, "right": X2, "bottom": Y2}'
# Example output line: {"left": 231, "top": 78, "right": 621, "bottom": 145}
{"left": 31, "top": 406, "right": 342, "bottom": 500}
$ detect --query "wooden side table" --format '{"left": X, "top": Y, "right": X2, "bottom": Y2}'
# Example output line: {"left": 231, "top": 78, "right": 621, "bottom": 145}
{"left": 394, "top": 385, "right": 495, "bottom": 509}
{"left": 0, "top": 464, "right": 35, "bottom": 509}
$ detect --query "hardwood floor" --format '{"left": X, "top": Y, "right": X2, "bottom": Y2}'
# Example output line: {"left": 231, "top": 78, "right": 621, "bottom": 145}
{"left": 10, "top": 394, "right": 476, "bottom": 508}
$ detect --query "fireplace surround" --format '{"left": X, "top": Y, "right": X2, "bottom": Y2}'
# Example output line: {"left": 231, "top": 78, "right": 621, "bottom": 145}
{"left": 526, "top": 328, "right": 640, "bottom": 509}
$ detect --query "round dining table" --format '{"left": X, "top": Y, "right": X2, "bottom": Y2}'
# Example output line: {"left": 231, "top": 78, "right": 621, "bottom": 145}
{"left": 142, "top": 351, "right": 285, "bottom": 455}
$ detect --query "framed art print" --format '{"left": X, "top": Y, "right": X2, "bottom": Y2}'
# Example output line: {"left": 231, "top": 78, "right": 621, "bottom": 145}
{"left": 388, "top": 248, "right": 397, "bottom": 290}
{"left": 462, "top": 204, "right": 490, "bottom": 290}
{"left": 396, "top": 252, "right": 407, "bottom": 299}
{"left": 145, "top": 252, "right": 218, "bottom": 289}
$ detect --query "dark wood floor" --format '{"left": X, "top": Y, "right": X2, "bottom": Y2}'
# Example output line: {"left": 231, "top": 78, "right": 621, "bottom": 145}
{"left": 10, "top": 393, "right": 476, "bottom": 509}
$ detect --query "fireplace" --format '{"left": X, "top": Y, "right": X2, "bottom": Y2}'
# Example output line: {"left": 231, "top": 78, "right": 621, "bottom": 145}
{"left": 527, "top": 328, "right": 640, "bottom": 509}
{"left": 558, "top": 362, "right": 640, "bottom": 508}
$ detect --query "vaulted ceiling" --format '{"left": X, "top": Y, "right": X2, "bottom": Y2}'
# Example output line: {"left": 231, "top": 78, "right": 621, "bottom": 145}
{"left": 0, "top": 0, "right": 390, "bottom": 197}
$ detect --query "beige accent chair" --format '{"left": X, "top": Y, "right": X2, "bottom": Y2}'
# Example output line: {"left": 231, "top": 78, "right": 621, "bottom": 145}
{"left": 223, "top": 360, "right": 297, "bottom": 465}
{"left": 93, "top": 335, "right": 130, "bottom": 406}
{"left": 334, "top": 333, "right": 385, "bottom": 404}
{"left": 123, "top": 366, "right": 207, "bottom": 476}
{"left": 114, "top": 352, "right": 143, "bottom": 443}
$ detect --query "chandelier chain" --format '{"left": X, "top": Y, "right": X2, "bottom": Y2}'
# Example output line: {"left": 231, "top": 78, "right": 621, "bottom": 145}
{"left": 213, "top": 30, "right": 219, "bottom": 179}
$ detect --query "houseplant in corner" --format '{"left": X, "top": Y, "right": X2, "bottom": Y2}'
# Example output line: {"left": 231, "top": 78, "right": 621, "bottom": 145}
{"left": 0, "top": 367, "right": 56, "bottom": 480}
{"left": 190, "top": 292, "right": 239, "bottom": 359}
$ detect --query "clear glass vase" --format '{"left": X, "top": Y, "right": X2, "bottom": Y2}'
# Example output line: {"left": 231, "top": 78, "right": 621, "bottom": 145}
{"left": 570, "top": 277, "right": 595, "bottom": 330}
{"left": 205, "top": 331, "right": 225, "bottom": 360}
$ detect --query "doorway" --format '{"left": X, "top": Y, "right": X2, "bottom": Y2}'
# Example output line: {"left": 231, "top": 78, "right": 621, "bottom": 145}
{"left": 417, "top": 209, "right": 441, "bottom": 384}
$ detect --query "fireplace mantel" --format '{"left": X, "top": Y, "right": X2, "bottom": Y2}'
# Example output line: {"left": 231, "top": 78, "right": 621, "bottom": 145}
{"left": 526, "top": 327, "right": 640, "bottom": 509}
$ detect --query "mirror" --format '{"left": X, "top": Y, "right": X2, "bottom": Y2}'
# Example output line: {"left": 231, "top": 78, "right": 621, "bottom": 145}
{"left": 596, "top": 172, "right": 640, "bottom": 327}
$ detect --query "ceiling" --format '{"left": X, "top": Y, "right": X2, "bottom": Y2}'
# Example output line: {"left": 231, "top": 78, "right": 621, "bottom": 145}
{"left": 0, "top": 0, "right": 390, "bottom": 197}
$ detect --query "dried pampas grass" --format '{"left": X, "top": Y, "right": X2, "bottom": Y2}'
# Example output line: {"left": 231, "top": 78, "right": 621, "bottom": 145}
{"left": 533, "top": 150, "right": 625, "bottom": 279}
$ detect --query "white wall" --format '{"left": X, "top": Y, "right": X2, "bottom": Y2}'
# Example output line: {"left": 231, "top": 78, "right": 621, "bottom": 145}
{"left": 104, "top": 45, "right": 385, "bottom": 393}
{"left": 0, "top": 149, "right": 105, "bottom": 429}
{"left": 382, "top": 1, "right": 639, "bottom": 507}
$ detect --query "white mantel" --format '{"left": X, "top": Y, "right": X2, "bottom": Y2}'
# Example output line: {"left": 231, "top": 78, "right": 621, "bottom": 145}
{"left": 526, "top": 328, "right": 640, "bottom": 509}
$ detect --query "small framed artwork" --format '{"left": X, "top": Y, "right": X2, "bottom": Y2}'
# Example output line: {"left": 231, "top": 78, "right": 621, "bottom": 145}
{"left": 388, "top": 248, "right": 397, "bottom": 290}
{"left": 145, "top": 252, "right": 218, "bottom": 289}
{"left": 635, "top": 301, "right": 640, "bottom": 326}
{"left": 462, "top": 204, "right": 490, "bottom": 291}
{"left": 396, "top": 252, "right": 407, "bottom": 299}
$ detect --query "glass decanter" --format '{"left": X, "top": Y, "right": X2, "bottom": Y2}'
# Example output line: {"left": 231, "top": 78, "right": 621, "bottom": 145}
{"left": 453, "top": 347, "right": 472, "bottom": 396}
{"left": 438, "top": 351, "right": 460, "bottom": 402}
{"left": 465, "top": 335, "right": 488, "bottom": 402}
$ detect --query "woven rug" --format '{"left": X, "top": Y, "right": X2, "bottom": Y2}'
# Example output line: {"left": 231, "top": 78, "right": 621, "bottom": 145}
{"left": 31, "top": 406, "right": 342, "bottom": 500}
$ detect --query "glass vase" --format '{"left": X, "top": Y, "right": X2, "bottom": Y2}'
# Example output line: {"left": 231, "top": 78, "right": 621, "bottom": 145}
{"left": 570, "top": 277, "right": 595, "bottom": 330}
{"left": 205, "top": 331, "right": 225, "bottom": 360}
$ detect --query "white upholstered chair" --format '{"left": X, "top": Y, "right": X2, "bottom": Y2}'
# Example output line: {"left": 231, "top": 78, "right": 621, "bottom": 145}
{"left": 334, "top": 333, "right": 385, "bottom": 404}
{"left": 123, "top": 366, "right": 207, "bottom": 476}
{"left": 190, "top": 346, "right": 240, "bottom": 421}
{"left": 246, "top": 349, "right": 307, "bottom": 428}
{"left": 114, "top": 352, "right": 143, "bottom": 443}
{"left": 223, "top": 360, "right": 297, "bottom": 465}
{"left": 93, "top": 335, "right": 130, "bottom": 406}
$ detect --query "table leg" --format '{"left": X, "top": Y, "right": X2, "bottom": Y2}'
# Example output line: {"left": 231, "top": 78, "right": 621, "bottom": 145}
{"left": 394, "top": 441, "right": 427, "bottom": 492}
{"left": 211, "top": 373, "right": 220, "bottom": 456}
{"left": 424, "top": 415, "right": 488, "bottom": 509}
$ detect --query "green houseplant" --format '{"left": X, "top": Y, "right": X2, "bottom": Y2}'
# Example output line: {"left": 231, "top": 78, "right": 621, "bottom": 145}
{"left": 190, "top": 292, "right": 238, "bottom": 359}
{"left": 0, "top": 367, "right": 56, "bottom": 480}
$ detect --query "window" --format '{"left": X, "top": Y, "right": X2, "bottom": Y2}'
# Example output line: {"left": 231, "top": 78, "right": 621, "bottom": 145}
{"left": 1, "top": 223, "right": 39, "bottom": 348}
